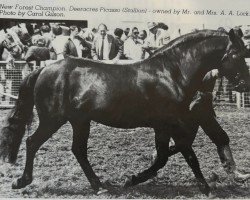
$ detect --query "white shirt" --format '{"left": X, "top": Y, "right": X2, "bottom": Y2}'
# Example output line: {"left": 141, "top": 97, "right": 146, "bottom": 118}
{"left": 124, "top": 37, "right": 144, "bottom": 60}
{"left": 98, "top": 35, "right": 109, "bottom": 60}
{"left": 71, "top": 36, "right": 82, "bottom": 58}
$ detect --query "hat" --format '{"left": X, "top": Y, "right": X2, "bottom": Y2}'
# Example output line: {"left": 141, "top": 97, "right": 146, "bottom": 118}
{"left": 114, "top": 28, "right": 123, "bottom": 38}
{"left": 147, "top": 22, "right": 158, "bottom": 30}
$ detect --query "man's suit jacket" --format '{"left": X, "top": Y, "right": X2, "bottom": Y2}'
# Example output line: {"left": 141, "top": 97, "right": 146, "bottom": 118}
{"left": 91, "top": 34, "right": 122, "bottom": 60}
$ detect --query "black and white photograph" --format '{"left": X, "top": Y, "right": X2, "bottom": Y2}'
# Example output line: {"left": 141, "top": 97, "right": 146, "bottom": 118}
{"left": 0, "top": 0, "right": 249, "bottom": 199}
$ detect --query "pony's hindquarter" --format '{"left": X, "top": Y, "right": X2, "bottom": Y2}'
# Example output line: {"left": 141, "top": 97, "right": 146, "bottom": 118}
{"left": 0, "top": 67, "right": 44, "bottom": 163}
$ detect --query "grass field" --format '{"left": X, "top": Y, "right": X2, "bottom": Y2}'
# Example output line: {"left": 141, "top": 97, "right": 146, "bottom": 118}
{"left": 0, "top": 107, "right": 249, "bottom": 199}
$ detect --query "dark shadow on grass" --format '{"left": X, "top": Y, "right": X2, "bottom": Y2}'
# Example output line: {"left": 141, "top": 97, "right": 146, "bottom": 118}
{"left": 40, "top": 185, "right": 93, "bottom": 197}
{"left": 103, "top": 180, "right": 250, "bottom": 199}
{"left": 212, "top": 184, "right": 250, "bottom": 199}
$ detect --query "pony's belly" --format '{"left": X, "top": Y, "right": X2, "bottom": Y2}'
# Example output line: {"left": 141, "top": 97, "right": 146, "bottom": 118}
{"left": 88, "top": 105, "right": 181, "bottom": 129}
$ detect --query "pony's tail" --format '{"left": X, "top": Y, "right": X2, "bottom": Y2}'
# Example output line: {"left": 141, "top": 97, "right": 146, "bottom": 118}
{"left": 0, "top": 67, "right": 44, "bottom": 164}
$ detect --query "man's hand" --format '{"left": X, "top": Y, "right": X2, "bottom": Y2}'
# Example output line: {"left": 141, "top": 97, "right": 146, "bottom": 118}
{"left": 211, "top": 69, "right": 220, "bottom": 78}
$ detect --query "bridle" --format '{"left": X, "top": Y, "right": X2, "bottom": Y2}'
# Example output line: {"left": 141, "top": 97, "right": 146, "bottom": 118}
{"left": 219, "top": 44, "right": 249, "bottom": 91}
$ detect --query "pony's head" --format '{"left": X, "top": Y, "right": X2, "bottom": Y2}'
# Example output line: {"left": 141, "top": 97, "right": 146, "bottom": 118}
{"left": 220, "top": 28, "right": 250, "bottom": 92}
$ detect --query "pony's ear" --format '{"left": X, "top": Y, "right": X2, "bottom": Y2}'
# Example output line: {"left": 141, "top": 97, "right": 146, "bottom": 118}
{"left": 228, "top": 28, "right": 236, "bottom": 42}
{"left": 236, "top": 28, "right": 244, "bottom": 38}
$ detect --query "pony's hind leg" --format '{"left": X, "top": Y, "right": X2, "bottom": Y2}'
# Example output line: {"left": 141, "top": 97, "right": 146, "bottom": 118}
{"left": 180, "top": 147, "right": 210, "bottom": 196}
{"left": 70, "top": 120, "right": 104, "bottom": 193}
{"left": 12, "top": 120, "right": 64, "bottom": 189}
{"left": 171, "top": 124, "right": 211, "bottom": 196}
{"left": 124, "top": 126, "right": 170, "bottom": 187}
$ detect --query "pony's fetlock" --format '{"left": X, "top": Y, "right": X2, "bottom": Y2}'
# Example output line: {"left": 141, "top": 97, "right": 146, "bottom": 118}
{"left": 123, "top": 175, "right": 136, "bottom": 188}
{"left": 96, "top": 187, "right": 108, "bottom": 195}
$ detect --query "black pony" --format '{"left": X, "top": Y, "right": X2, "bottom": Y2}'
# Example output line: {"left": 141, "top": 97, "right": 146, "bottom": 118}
{"left": 0, "top": 29, "right": 249, "bottom": 196}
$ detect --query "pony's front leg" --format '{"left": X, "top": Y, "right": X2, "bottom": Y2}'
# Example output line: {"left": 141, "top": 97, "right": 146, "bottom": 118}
{"left": 124, "top": 127, "right": 170, "bottom": 187}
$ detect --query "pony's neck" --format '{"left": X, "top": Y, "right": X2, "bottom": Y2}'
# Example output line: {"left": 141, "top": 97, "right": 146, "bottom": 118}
{"left": 176, "top": 36, "right": 228, "bottom": 86}
{"left": 155, "top": 35, "right": 229, "bottom": 107}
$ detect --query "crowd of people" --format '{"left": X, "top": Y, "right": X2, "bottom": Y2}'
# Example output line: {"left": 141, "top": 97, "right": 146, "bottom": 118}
{"left": 0, "top": 21, "right": 171, "bottom": 65}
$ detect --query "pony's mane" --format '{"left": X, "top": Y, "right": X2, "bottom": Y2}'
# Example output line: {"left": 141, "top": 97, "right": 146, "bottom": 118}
{"left": 151, "top": 29, "right": 228, "bottom": 57}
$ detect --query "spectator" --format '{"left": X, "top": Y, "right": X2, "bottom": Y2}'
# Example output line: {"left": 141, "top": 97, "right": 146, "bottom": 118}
{"left": 19, "top": 32, "right": 32, "bottom": 47}
{"left": 51, "top": 25, "right": 69, "bottom": 60}
{"left": 24, "top": 45, "right": 50, "bottom": 62}
{"left": 79, "top": 28, "right": 96, "bottom": 43}
{"left": 138, "top": 30, "right": 149, "bottom": 58}
{"left": 144, "top": 22, "right": 170, "bottom": 53}
{"left": 36, "top": 36, "right": 46, "bottom": 47}
{"left": 92, "top": 28, "right": 97, "bottom": 36}
{"left": 138, "top": 30, "right": 147, "bottom": 43}
{"left": 77, "top": 27, "right": 93, "bottom": 58}
{"left": 114, "top": 28, "right": 125, "bottom": 59}
{"left": 121, "top": 27, "right": 130, "bottom": 42}
{"left": 60, "top": 25, "right": 70, "bottom": 36}
{"left": 40, "top": 25, "right": 57, "bottom": 59}
{"left": 91, "top": 23, "right": 122, "bottom": 61}
{"left": 124, "top": 27, "right": 146, "bottom": 60}
{"left": 114, "top": 28, "right": 123, "bottom": 42}
{"left": 63, "top": 25, "right": 91, "bottom": 58}
{"left": 24, "top": 34, "right": 50, "bottom": 63}
{"left": 40, "top": 25, "right": 52, "bottom": 48}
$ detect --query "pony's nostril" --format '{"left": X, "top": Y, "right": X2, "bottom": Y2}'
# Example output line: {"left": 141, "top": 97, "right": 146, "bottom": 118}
{"left": 240, "top": 80, "right": 245, "bottom": 85}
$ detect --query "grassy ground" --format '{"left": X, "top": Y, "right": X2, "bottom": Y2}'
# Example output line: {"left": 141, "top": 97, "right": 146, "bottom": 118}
{"left": 0, "top": 107, "right": 249, "bottom": 199}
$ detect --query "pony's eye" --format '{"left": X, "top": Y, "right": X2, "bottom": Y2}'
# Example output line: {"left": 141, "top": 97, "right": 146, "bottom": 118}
{"left": 232, "top": 54, "right": 237, "bottom": 59}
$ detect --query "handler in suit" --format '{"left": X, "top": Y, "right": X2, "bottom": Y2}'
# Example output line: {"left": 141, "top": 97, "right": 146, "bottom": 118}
{"left": 63, "top": 25, "right": 91, "bottom": 58}
{"left": 91, "top": 23, "right": 122, "bottom": 61}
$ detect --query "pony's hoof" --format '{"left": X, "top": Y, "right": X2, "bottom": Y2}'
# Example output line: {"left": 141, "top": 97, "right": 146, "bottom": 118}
{"left": 123, "top": 176, "right": 133, "bottom": 188}
{"left": 198, "top": 184, "right": 210, "bottom": 197}
{"left": 234, "top": 171, "right": 250, "bottom": 182}
{"left": 12, "top": 177, "right": 31, "bottom": 189}
{"left": 97, "top": 187, "right": 108, "bottom": 195}
{"left": 208, "top": 171, "right": 219, "bottom": 182}
{"left": 208, "top": 192, "right": 217, "bottom": 199}
{"left": 208, "top": 181, "right": 217, "bottom": 189}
